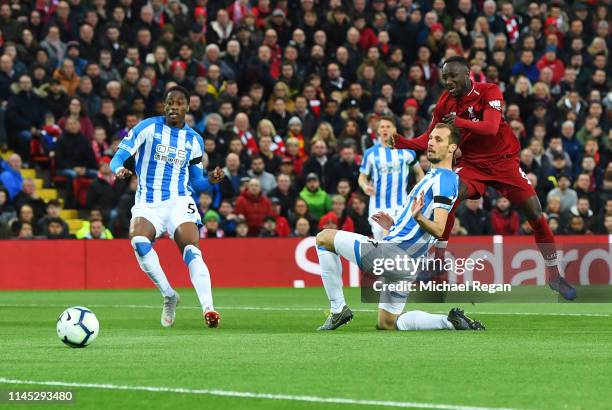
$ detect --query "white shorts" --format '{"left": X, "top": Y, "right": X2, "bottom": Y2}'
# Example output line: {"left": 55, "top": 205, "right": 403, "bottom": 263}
{"left": 368, "top": 207, "right": 404, "bottom": 241}
{"left": 131, "top": 196, "right": 201, "bottom": 239}
{"left": 333, "top": 230, "right": 407, "bottom": 315}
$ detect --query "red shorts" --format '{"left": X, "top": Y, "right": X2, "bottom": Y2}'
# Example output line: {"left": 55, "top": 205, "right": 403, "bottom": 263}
{"left": 456, "top": 158, "right": 536, "bottom": 205}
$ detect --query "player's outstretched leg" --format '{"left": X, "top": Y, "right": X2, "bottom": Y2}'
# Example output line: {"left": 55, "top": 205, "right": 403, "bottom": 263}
{"left": 183, "top": 244, "right": 219, "bottom": 326}
{"left": 175, "top": 222, "right": 220, "bottom": 328}
{"left": 396, "top": 309, "right": 485, "bottom": 330}
{"left": 370, "top": 221, "right": 386, "bottom": 241}
{"left": 520, "top": 196, "right": 576, "bottom": 300}
{"left": 395, "top": 310, "right": 455, "bottom": 330}
{"left": 131, "top": 236, "right": 176, "bottom": 298}
{"left": 131, "top": 236, "right": 179, "bottom": 327}
{"left": 130, "top": 216, "right": 179, "bottom": 328}
{"left": 378, "top": 307, "right": 484, "bottom": 331}
{"left": 316, "top": 229, "right": 353, "bottom": 330}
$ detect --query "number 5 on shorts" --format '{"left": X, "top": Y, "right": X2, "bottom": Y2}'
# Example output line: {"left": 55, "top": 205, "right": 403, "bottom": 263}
{"left": 188, "top": 203, "right": 196, "bottom": 214}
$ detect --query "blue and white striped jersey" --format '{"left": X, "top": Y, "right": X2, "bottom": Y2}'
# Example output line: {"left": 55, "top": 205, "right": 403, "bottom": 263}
{"left": 117, "top": 116, "right": 204, "bottom": 205}
{"left": 384, "top": 168, "right": 459, "bottom": 257}
{"left": 360, "top": 144, "right": 417, "bottom": 210}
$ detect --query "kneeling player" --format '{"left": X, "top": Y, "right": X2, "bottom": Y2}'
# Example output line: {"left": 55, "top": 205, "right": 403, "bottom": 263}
{"left": 316, "top": 122, "right": 484, "bottom": 331}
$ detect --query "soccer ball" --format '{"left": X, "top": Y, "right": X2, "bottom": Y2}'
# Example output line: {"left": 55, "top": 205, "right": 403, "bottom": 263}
{"left": 56, "top": 306, "right": 99, "bottom": 348}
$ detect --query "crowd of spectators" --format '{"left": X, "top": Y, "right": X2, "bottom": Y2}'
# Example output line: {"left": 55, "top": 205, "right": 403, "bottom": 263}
{"left": 0, "top": 0, "right": 610, "bottom": 240}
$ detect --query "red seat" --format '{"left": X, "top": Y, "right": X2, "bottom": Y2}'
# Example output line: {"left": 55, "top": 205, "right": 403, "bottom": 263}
{"left": 29, "top": 137, "right": 49, "bottom": 166}
{"left": 49, "top": 157, "right": 68, "bottom": 187}
{"left": 72, "top": 177, "right": 93, "bottom": 208}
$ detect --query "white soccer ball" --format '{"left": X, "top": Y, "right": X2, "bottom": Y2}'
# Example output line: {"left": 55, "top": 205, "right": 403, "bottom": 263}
{"left": 56, "top": 306, "right": 99, "bottom": 348}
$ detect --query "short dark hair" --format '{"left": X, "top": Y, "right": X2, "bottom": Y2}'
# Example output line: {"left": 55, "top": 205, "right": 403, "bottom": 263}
{"left": 434, "top": 123, "right": 460, "bottom": 145}
{"left": 164, "top": 85, "right": 190, "bottom": 101}
{"left": 47, "top": 217, "right": 64, "bottom": 226}
{"left": 11, "top": 221, "right": 31, "bottom": 235}
{"left": 443, "top": 56, "right": 469, "bottom": 67}
{"left": 351, "top": 192, "right": 366, "bottom": 204}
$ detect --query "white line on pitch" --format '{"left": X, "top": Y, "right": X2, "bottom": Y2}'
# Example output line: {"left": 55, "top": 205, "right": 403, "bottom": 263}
{"left": 0, "top": 303, "right": 609, "bottom": 317}
{"left": 0, "top": 378, "right": 521, "bottom": 410}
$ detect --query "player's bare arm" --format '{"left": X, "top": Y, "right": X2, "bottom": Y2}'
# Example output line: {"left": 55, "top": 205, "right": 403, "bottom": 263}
{"left": 358, "top": 173, "right": 375, "bottom": 196}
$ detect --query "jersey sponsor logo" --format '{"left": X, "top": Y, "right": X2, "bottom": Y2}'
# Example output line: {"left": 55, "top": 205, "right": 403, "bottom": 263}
{"left": 155, "top": 144, "right": 187, "bottom": 166}
{"left": 378, "top": 163, "right": 402, "bottom": 174}
{"left": 467, "top": 106, "right": 479, "bottom": 122}
{"left": 488, "top": 100, "right": 502, "bottom": 111}
{"left": 153, "top": 132, "right": 163, "bottom": 140}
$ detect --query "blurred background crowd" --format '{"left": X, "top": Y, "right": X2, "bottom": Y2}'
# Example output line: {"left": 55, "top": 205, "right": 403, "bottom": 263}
{"left": 0, "top": 0, "right": 609, "bottom": 240}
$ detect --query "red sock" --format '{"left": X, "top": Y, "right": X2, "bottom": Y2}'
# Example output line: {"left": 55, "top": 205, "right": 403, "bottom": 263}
{"left": 528, "top": 215, "right": 560, "bottom": 281}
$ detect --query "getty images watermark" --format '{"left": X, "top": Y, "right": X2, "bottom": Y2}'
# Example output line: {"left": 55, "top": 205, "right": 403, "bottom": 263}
{"left": 356, "top": 240, "right": 611, "bottom": 303}
{"left": 357, "top": 241, "right": 523, "bottom": 303}
{"left": 369, "top": 253, "right": 511, "bottom": 294}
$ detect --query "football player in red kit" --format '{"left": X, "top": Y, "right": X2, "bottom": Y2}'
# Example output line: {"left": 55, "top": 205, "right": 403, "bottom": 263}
{"left": 393, "top": 56, "right": 576, "bottom": 300}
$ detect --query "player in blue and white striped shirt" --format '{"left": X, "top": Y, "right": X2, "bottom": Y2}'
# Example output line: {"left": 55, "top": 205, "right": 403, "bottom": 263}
{"left": 316, "top": 122, "right": 485, "bottom": 332}
{"left": 359, "top": 117, "right": 423, "bottom": 240}
{"left": 110, "top": 86, "right": 224, "bottom": 329}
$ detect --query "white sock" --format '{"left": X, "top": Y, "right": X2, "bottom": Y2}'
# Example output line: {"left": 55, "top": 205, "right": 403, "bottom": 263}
{"left": 396, "top": 310, "right": 454, "bottom": 330}
{"left": 131, "top": 236, "right": 175, "bottom": 298}
{"left": 370, "top": 222, "right": 386, "bottom": 241}
{"left": 316, "top": 245, "right": 345, "bottom": 314}
{"left": 183, "top": 244, "right": 214, "bottom": 312}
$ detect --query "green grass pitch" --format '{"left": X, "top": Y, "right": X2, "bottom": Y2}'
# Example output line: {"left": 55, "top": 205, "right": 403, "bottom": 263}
{"left": 1, "top": 288, "right": 611, "bottom": 410}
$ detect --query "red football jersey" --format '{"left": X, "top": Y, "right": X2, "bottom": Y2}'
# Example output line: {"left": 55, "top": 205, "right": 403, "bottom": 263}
{"left": 397, "top": 82, "right": 520, "bottom": 163}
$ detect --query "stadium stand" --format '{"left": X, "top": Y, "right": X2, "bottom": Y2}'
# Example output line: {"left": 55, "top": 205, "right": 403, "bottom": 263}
{"left": 0, "top": 0, "right": 609, "bottom": 240}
